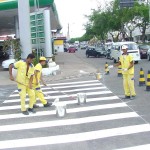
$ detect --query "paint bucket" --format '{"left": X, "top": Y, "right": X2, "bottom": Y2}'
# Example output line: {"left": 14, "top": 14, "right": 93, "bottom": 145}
{"left": 96, "top": 73, "right": 102, "bottom": 80}
{"left": 77, "top": 93, "right": 86, "bottom": 105}
{"left": 55, "top": 102, "right": 67, "bottom": 118}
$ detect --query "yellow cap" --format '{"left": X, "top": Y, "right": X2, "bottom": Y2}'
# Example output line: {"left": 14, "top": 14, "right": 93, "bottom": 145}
{"left": 39, "top": 57, "right": 46, "bottom": 61}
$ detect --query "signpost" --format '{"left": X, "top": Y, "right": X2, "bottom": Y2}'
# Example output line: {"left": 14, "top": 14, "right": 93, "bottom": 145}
{"left": 120, "top": 0, "right": 134, "bottom": 8}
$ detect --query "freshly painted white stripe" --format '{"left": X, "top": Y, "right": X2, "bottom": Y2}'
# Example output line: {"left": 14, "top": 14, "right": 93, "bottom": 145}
{"left": 9, "top": 91, "right": 60, "bottom": 97}
{"left": 9, "top": 86, "right": 107, "bottom": 98}
{"left": 0, "top": 96, "right": 119, "bottom": 111}
{"left": 117, "top": 144, "right": 150, "bottom": 150}
{"left": 0, "top": 103, "right": 127, "bottom": 120}
{"left": 61, "top": 86, "right": 107, "bottom": 93}
{"left": 46, "top": 80, "right": 99, "bottom": 86}
{"left": 43, "top": 83, "right": 102, "bottom": 90}
{"left": 0, "top": 124, "right": 149, "bottom": 149}
{"left": 0, "top": 112, "right": 139, "bottom": 132}
{"left": 4, "top": 90, "right": 112, "bottom": 103}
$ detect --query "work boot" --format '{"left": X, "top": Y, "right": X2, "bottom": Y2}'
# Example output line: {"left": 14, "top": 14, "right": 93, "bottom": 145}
{"left": 130, "top": 95, "right": 136, "bottom": 100}
{"left": 43, "top": 102, "right": 52, "bottom": 107}
{"left": 22, "top": 111, "right": 29, "bottom": 115}
{"left": 122, "top": 96, "right": 131, "bottom": 99}
{"left": 28, "top": 108, "right": 36, "bottom": 113}
{"left": 33, "top": 104, "right": 40, "bottom": 108}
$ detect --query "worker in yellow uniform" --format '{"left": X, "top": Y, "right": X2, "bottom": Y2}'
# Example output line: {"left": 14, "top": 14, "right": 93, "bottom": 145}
{"left": 32, "top": 56, "right": 52, "bottom": 108}
{"left": 109, "top": 45, "right": 136, "bottom": 99}
{"left": 9, "top": 54, "right": 36, "bottom": 115}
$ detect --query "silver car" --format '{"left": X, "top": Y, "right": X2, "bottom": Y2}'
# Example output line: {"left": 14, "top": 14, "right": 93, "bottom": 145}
{"left": 147, "top": 46, "right": 150, "bottom": 61}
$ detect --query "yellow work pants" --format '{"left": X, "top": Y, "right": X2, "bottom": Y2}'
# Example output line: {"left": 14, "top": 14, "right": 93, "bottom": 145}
{"left": 33, "top": 84, "right": 47, "bottom": 105}
{"left": 123, "top": 74, "right": 136, "bottom": 96}
{"left": 18, "top": 84, "right": 35, "bottom": 111}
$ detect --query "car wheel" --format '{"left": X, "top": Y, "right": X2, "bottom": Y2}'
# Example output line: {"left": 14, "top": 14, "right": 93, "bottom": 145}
{"left": 148, "top": 55, "right": 150, "bottom": 61}
{"left": 113, "top": 59, "right": 117, "bottom": 63}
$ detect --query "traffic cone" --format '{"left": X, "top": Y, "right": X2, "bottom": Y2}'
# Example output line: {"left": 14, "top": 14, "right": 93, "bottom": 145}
{"left": 146, "top": 70, "right": 150, "bottom": 91}
{"left": 139, "top": 68, "right": 145, "bottom": 86}
{"left": 118, "top": 65, "right": 122, "bottom": 77}
{"left": 105, "top": 62, "right": 109, "bottom": 75}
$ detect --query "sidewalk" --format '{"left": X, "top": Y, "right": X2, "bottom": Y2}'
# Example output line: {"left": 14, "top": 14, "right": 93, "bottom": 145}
{"left": 0, "top": 52, "right": 96, "bottom": 86}
{"left": 44, "top": 52, "right": 96, "bottom": 82}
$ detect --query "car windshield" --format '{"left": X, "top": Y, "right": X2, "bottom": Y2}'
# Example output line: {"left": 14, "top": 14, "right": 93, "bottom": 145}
{"left": 125, "top": 44, "right": 138, "bottom": 50}
{"left": 140, "top": 45, "right": 150, "bottom": 49}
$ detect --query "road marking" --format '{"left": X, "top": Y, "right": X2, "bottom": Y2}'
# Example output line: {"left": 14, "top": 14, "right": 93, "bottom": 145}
{"left": 0, "top": 96, "right": 119, "bottom": 111}
{"left": 9, "top": 86, "right": 107, "bottom": 97}
{"left": 4, "top": 90, "right": 112, "bottom": 103}
{"left": 43, "top": 83, "right": 102, "bottom": 89}
{"left": 0, "top": 124, "right": 149, "bottom": 149}
{"left": 0, "top": 103, "right": 127, "bottom": 120}
{"left": 46, "top": 80, "right": 99, "bottom": 86}
{"left": 117, "top": 144, "right": 150, "bottom": 150}
{"left": 0, "top": 112, "right": 138, "bottom": 132}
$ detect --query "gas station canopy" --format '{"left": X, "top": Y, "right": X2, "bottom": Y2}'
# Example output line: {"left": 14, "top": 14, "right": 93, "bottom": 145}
{"left": 0, "top": 0, "right": 54, "bottom": 10}
{"left": 0, "top": 0, "right": 61, "bottom": 35}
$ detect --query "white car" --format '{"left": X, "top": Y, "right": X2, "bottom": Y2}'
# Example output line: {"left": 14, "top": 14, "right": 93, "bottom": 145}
{"left": 2, "top": 59, "right": 16, "bottom": 69}
{"left": 111, "top": 42, "right": 141, "bottom": 64}
{"left": 147, "top": 48, "right": 150, "bottom": 61}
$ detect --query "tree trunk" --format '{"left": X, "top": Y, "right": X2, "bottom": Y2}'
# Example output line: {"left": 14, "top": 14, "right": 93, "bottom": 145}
{"left": 141, "top": 22, "right": 146, "bottom": 43}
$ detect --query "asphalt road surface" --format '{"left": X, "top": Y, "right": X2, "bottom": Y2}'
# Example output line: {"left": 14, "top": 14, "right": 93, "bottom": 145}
{"left": 0, "top": 49, "right": 150, "bottom": 149}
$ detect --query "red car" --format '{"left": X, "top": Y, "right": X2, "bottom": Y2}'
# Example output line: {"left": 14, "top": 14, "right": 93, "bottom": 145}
{"left": 68, "top": 47, "right": 76, "bottom": 53}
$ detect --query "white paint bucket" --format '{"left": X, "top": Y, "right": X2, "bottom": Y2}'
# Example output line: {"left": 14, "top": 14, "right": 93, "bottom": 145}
{"left": 55, "top": 102, "right": 67, "bottom": 118}
{"left": 77, "top": 93, "right": 86, "bottom": 105}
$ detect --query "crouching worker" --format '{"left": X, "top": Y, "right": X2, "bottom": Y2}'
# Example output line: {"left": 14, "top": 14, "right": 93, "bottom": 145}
{"left": 32, "top": 57, "right": 52, "bottom": 108}
{"left": 9, "top": 54, "right": 36, "bottom": 115}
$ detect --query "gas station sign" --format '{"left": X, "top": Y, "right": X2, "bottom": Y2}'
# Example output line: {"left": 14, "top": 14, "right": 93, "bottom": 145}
{"left": 30, "top": 11, "right": 45, "bottom": 44}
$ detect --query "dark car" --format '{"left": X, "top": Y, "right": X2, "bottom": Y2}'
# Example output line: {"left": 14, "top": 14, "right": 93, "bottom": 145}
{"left": 68, "top": 46, "right": 76, "bottom": 53}
{"left": 0, "top": 46, "right": 9, "bottom": 59}
{"left": 86, "top": 46, "right": 101, "bottom": 58}
{"left": 139, "top": 45, "right": 150, "bottom": 59}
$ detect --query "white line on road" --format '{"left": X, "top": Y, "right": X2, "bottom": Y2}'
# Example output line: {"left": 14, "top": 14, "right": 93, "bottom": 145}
{"left": 43, "top": 83, "right": 102, "bottom": 90}
{"left": 46, "top": 80, "right": 99, "bottom": 86}
{"left": 0, "top": 103, "right": 127, "bottom": 120}
{"left": 4, "top": 90, "right": 112, "bottom": 103}
{"left": 0, "top": 96, "right": 119, "bottom": 111}
{"left": 9, "top": 86, "right": 107, "bottom": 97}
{"left": 0, "top": 124, "right": 149, "bottom": 149}
{"left": 0, "top": 112, "right": 139, "bottom": 132}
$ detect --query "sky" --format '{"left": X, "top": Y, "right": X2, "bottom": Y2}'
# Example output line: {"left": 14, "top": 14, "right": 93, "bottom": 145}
{"left": 54, "top": 0, "right": 112, "bottom": 38}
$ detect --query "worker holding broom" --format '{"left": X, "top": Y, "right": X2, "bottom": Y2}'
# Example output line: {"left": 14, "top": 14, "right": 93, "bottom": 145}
{"left": 9, "top": 53, "right": 36, "bottom": 115}
{"left": 32, "top": 56, "right": 52, "bottom": 108}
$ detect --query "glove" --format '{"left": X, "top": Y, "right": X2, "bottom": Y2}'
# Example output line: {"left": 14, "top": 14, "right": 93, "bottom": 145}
{"left": 108, "top": 65, "right": 114, "bottom": 69}
{"left": 123, "top": 68, "right": 128, "bottom": 72}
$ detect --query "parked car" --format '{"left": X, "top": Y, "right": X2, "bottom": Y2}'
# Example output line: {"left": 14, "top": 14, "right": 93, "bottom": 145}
{"left": 0, "top": 46, "right": 9, "bottom": 59}
{"left": 64, "top": 48, "right": 68, "bottom": 52}
{"left": 2, "top": 59, "right": 16, "bottom": 69}
{"left": 111, "top": 42, "right": 141, "bottom": 64}
{"left": 68, "top": 46, "right": 76, "bottom": 53}
{"left": 105, "top": 42, "right": 113, "bottom": 59}
{"left": 147, "top": 48, "right": 150, "bottom": 61}
{"left": 95, "top": 46, "right": 106, "bottom": 57}
{"left": 86, "top": 46, "right": 101, "bottom": 58}
{"left": 139, "top": 45, "right": 150, "bottom": 59}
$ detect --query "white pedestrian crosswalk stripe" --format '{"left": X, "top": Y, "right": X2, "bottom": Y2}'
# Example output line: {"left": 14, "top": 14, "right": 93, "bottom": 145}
{"left": 0, "top": 79, "right": 150, "bottom": 150}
